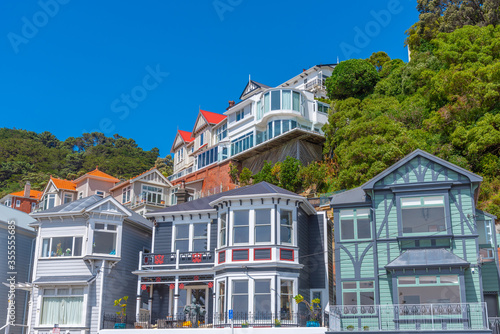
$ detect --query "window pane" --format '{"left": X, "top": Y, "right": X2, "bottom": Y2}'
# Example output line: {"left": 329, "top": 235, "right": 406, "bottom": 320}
{"left": 398, "top": 276, "right": 416, "bottom": 285}
{"left": 95, "top": 223, "right": 105, "bottom": 230}
{"left": 175, "top": 240, "right": 189, "bottom": 252}
{"left": 233, "top": 280, "right": 248, "bottom": 293}
{"left": 274, "top": 120, "right": 281, "bottom": 137}
{"left": 401, "top": 198, "right": 421, "bottom": 206}
{"left": 193, "top": 224, "right": 207, "bottom": 237}
{"left": 255, "top": 295, "right": 271, "bottom": 313}
{"left": 93, "top": 232, "right": 117, "bottom": 255}
{"left": 57, "top": 288, "right": 70, "bottom": 295}
{"left": 192, "top": 239, "right": 207, "bottom": 252}
{"left": 176, "top": 225, "right": 189, "bottom": 238}
{"left": 233, "top": 211, "right": 249, "bottom": 226}
{"left": 357, "top": 218, "right": 371, "bottom": 239}
{"left": 42, "top": 239, "right": 50, "bottom": 257}
{"left": 342, "top": 282, "right": 357, "bottom": 289}
{"left": 40, "top": 297, "right": 83, "bottom": 325}
{"left": 402, "top": 206, "right": 446, "bottom": 234}
{"left": 360, "top": 281, "right": 374, "bottom": 289}
{"left": 343, "top": 292, "right": 357, "bottom": 305}
{"left": 72, "top": 288, "right": 84, "bottom": 295}
{"left": 399, "top": 285, "right": 460, "bottom": 304}
{"left": 360, "top": 291, "right": 375, "bottom": 305}
{"left": 423, "top": 196, "right": 444, "bottom": 205}
{"left": 234, "top": 227, "right": 249, "bottom": 243}
{"left": 280, "top": 280, "right": 293, "bottom": 316}
{"left": 74, "top": 237, "right": 82, "bottom": 256}
{"left": 256, "top": 226, "right": 271, "bottom": 243}
{"left": 271, "top": 90, "right": 281, "bottom": 110}
{"left": 341, "top": 219, "right": 355, "bottom": 240}
{"left": 51, "top": 237, "right": 74, "bottom": 257}
{"left": 264, "top": 93, "right": 270, "bottom": 114}
{"left": 440, "top": 275, "right": 459, "bottom": 284}
{"left": 292, "top": 92, "right": 300, "bottom": 111}
{"left": 283, "top": 120, "right": 290, "bottom": 133}
{"left": 419, "top": 276, "right": 437, "bottom": 284}
{"left": 255, "top": 279, "right": 270, "bottom": 294}
{"left": 44, "top": 289, "right": 56, "bottom": 296}
{"left": 255, "top": 209, "right": 271, "bottom": 225}
{"left": 357, "top": 209, "right": 370, "bottom": 217}
{"left": 340, "top": 210, "right": 354, "bottom": 218}
{"left": 232, "top": 295, "right": 248, "bottom": 314}
{"left": 107, "top": 225, "right": 117, "bottom": 231}
{"left": 282, "top": 90, "right": 291, "bottom": 110}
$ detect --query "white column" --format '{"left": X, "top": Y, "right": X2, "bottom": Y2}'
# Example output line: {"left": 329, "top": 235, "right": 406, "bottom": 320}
{"left": 174, "top": 276, "right": 179, "bottom": 319}
{"left": 148, "top": 285, "right": 154, "bottom": 323}
{"left": 136, "top": 279, "right": 142, "bottom": 321}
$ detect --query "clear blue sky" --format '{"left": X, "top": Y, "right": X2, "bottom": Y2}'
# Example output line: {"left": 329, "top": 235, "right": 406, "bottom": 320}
{"left": 0, "top": 0, "right": 419, "bottom": 157}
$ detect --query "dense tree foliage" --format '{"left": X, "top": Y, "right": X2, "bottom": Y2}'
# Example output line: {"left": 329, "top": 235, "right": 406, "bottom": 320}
{"left": 322, "top": 25, "right": 500, "bottom": 219}
{"left": 325, "top": 59, "right": 380, "bottom": 100}
{"left": 0, "top": 129, "right": 163, "bottom": 198}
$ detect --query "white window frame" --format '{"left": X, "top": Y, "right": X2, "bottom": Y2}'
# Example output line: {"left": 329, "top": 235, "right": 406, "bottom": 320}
{"left": 96, "top": 190, "right": 105, "bottom": 198}
{"left": 40, "top": 236, "right": 84, "bottom": 258}
{"left": 171, "top": 221, "right": 211, "bottom": 253}
{"left": 64, "top": 193, "right": 73, "bottom": 204}
{"left": 5, "top": 199, "right": 12, "bottom": 207}
{"left": 122, "top": 186, "right": 131, "bottom": 204}
{"left": 219, "top": 212, "right": 227, "bottom": 248}
{"left": 16, "top": 199, "right": 21, "bottom": 207}
{"left": 37, "top": 286, "right": 87, "bottom": 327}
{"left": 78, "top": 191, "right": 83, "bottom": 199}
{"left": 31, "top": 202, "right": 36, "bottom": 212}
{"left": 89, "top": 220, "right": 121, "bottom": 257}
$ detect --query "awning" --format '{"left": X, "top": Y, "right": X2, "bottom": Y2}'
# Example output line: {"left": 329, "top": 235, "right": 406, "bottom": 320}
{"left": 2, "top": 282, "right": 32, "bottom": 291}
{"left": 385, "top": 249, "right": 470, "bottom": 270}
{"left": 33, "top": 275, "right": 96, "bottom": 285}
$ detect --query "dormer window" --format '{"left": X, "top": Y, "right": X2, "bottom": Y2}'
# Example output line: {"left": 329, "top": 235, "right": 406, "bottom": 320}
{"left": 93, "top": 222, "right": 118, "bottom": 255}
{"left": 64, "top": 193, "right": 73, "bottom": 203}
{"left": 401, "top": 196, "right": 446, "bottom": 235}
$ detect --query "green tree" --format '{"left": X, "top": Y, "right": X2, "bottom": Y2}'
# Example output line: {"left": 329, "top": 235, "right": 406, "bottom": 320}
{"left": 325, "top": 59, "right": 380, "bottom": 100}
{"left": 156, "top": 156, "right": 174, "bottom": 177}
{"left": 367, "top": 51, "right": 391, "bottom": 71}
{"left": 239, "top": 167, "right": 253, "bottom": 186}
{"left": 278, "top": 157, "right": 303, "bottom": 192}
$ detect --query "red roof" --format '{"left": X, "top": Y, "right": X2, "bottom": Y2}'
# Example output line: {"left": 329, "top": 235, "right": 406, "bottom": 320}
{"left": 178, "top": 130, "right": 194, "bottom": 143}
{"left": 200, "top": 109, "right": 226, "bottom": 125}
{"left": 86, "top": 168, "right": 120, "bottom": 182}
{"left": 51, "top": 177, "right": 77, "bottom": 191}
{"left": 10, "top": 190, "right": 43, "bottom": 200}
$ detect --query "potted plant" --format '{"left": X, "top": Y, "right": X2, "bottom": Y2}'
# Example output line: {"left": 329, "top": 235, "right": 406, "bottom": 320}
{"left": 363, "top": 325, "right": 370, "bottom": 331}
{"left": 183, "top": 304, "right": 205, "bottom": 328}
{"left": 113, "top": 296, "right": 129, "bottom": 329}
{"left": 293, "top": 294, "right": 321, "bottom": 327}
{"left": 241, "top": 321, "right": 249, "bottom": 328}
{"left": 274, "top": 318, "right": 281, "bottom": 327}
{"left": 347, "top": 324, "right": 355, "bottom": 331}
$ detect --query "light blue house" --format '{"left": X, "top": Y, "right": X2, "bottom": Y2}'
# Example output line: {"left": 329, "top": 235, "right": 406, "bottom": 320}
{"left": 329, "top": 149, "right": 499, "bottom": 333}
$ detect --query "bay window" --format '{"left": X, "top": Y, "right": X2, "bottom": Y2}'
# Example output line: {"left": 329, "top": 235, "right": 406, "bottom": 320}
{"left": 398, "top": 275, "right": 460, "bottom": 304}
{"left": 232, "top": 280, "right": 249, "bottom": 314}
{"left": 254, "top": 279, "right": 271, "bottom": 314}
{"left": 93, "top": 223, "right": 118, "bottom": 255}
{"left": 174, "top": 223, "right": 210, "bottom": 252}
{"left": 401, "top": 196, "right": 446, "bottom": 235}
{"left": 216, "top": 123, "right": 227, "bottom": 142}
{"left": 40, "top": 287, "right": 84, "bottom": 325}
{"left": 255, "top": 209, "right": 271, "bottom": 243}
{"left": 42, "top": 194, "right": 55, "bottom": 210}
{"left": 41, "top": 236, "right": 83, "bottom": 258}
{"left": 280, "top": 210, "right": 293, "bottom": 245}
{"left": 219, "top": 213, "right": 227, "bottom": 247}
{"left": 267, "top": 119, "right": 297, "bottom": 139}
{"left": 280, "top": 280, "right": 294, "bottom": 319}
{"left": 142, "top": 185, "right": 163, "bottom": 204}
{"left": 218, "top": 281, "right": 226, "bottom": 315}
{"left": 233, "top": 211, "right": 249, "bottom": 244}
{"left": 340, "top": 209, "right": 371, "bottom": 241}
{"left": 122, "top": 186, "right": 131, "bottom": 204}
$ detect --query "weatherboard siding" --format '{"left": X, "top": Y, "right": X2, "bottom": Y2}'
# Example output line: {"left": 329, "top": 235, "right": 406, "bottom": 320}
{"left": 36, "top": 258, "right": 92, "bottom": 277}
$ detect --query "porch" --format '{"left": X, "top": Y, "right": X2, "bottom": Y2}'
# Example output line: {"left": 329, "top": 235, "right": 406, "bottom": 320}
{"left": 327, "top": 303, "right": 489, "bottom": 332}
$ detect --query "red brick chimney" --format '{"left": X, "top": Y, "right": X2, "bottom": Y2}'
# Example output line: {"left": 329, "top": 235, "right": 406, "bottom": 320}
{"left": 24, "top": 181, "right": 31, "bottom": 198}
{"left": 226, "top": 100, "right": 235, "bottom": 110}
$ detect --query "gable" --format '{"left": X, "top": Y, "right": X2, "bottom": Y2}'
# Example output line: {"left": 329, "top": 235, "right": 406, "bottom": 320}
{"left": 242, "top": 81, "right": 258, "bottom": 97}
{"left": 90, "top": 201, "right": 126, "bottom": 215}
{"left": 134, "top": 169, "right": 171, "bottom": 186}
{"left": 193, "top": 113, "right": 208, "bottom": 135}
{"left": 374, "top": 156, "right": 471, "bottom": 187}
{"left": 173, "top": 135, "right": 185, "bottom": 150}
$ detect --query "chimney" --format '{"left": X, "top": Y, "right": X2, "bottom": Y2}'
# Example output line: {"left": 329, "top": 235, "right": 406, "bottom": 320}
{"left": 175, "top": 180, "right": 190, "bottom": 204}
{"left": 24, "top": 181, "right": 31, "bottom": 198}
{"left": 227, "top": 100, "right": 235, "bottom": 110}
{"left": 303, "top": 69, "right": 306, "bottom": 72}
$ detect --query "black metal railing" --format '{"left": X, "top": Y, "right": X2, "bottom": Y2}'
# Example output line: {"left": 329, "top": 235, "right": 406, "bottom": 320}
{"left": 142, "top": 251, "right": 214, "bottom": 267}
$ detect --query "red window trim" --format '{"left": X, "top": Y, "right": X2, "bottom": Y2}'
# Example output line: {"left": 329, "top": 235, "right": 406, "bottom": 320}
{"left": 218, "top": 250, "right": 226, "bottom": 264}
{"left": 254, "top": 248, "right": 272, "bottom": 261}
{"left": 280, "top": 248, "right": 294, "bottom": 261}
{"left": 232, "top": 249, "right": 249, "bottom": 261}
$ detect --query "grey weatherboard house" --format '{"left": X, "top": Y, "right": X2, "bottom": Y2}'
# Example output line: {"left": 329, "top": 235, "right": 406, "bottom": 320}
{"left": 329, "top": 149, "right": 499, "bottom": 333}
{"left": 28, "top": 195, "right": 153, "bottom": 334}
{"left": 1, "top": 206, "right": 36, "bottom": 334}
{"left": 133, "top": 181, "right": 333, "bottom": 327}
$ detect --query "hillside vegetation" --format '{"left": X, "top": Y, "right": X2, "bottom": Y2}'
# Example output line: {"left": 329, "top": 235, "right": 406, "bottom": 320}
{"left": 0, "top": 130, "right": 171, "bottom": 198}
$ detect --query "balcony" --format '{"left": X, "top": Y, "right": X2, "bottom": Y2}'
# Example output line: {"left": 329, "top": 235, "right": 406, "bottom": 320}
{"left": 168, "top": 166, "right": 193, "bottom": 182}
{"left": 328, "top": 303, "right": 488, "bottom": 332}
{"left": 141, "top": 250, "right": 214, "bottom": 270}
{"left": 305, "top": 78, "right": 326, "bottom": 91}
{"left": 129, "top": 195, "right": 167, "bottom": 209}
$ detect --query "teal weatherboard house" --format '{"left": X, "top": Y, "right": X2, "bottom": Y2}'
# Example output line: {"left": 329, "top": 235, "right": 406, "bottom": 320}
{"left": 329, "top": 149, "right": 499, "bottom": 333}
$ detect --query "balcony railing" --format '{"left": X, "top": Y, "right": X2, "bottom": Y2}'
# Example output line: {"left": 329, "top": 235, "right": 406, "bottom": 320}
{"left": 129, "top": 195, "right": 167, "bottom": 209}
{"left": 141, "top": 250, "right": 214, "bottom": 270}
{"left": 168, "top": 166, "right": 193, "bottom": 182}
{"left": 305, "top": 78, "right": 325, "bottom": 90}
{"left": 329, "top": 303, "right": 488, "bottom": 332}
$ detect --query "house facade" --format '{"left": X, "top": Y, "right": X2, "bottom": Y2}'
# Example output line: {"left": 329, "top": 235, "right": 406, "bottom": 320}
{"left": 0, "top": 205, "right": 36, "bottom": 334}
{"left": 28, "top": 195, "right": 152, "bottom": 334}
{"left": 329, "top": 149, "right": 499, "bottom": 333}
{"left": 109, "top": 167, "right": 173, "bottom": 216}
{"left": 169, "top": 64, "right": 335, "bottom": 199}
{"left": 37, "top": 168, "right": 120, "bottom": 211}
{"left": 1, "top": 182, "right": 42, "bottom": 214}
{"left": 133, "top": 182, "right": 333, "bottom": 327}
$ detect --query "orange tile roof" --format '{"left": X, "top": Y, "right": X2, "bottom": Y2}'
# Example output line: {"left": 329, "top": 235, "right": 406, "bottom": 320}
{"left": 200, "top": 109, "right": 227, "bottom": 125}
{"left": 51, "top": 176, "right": 77, "bottom": 191}
{"left": 10, "top": 190, "right": 43, "bottom": 200}
{"left": 178, "top": 130, "right": 194, "bottom": 142}
{"left": 86, "top": 167, "right": 121, "bottom": 182}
